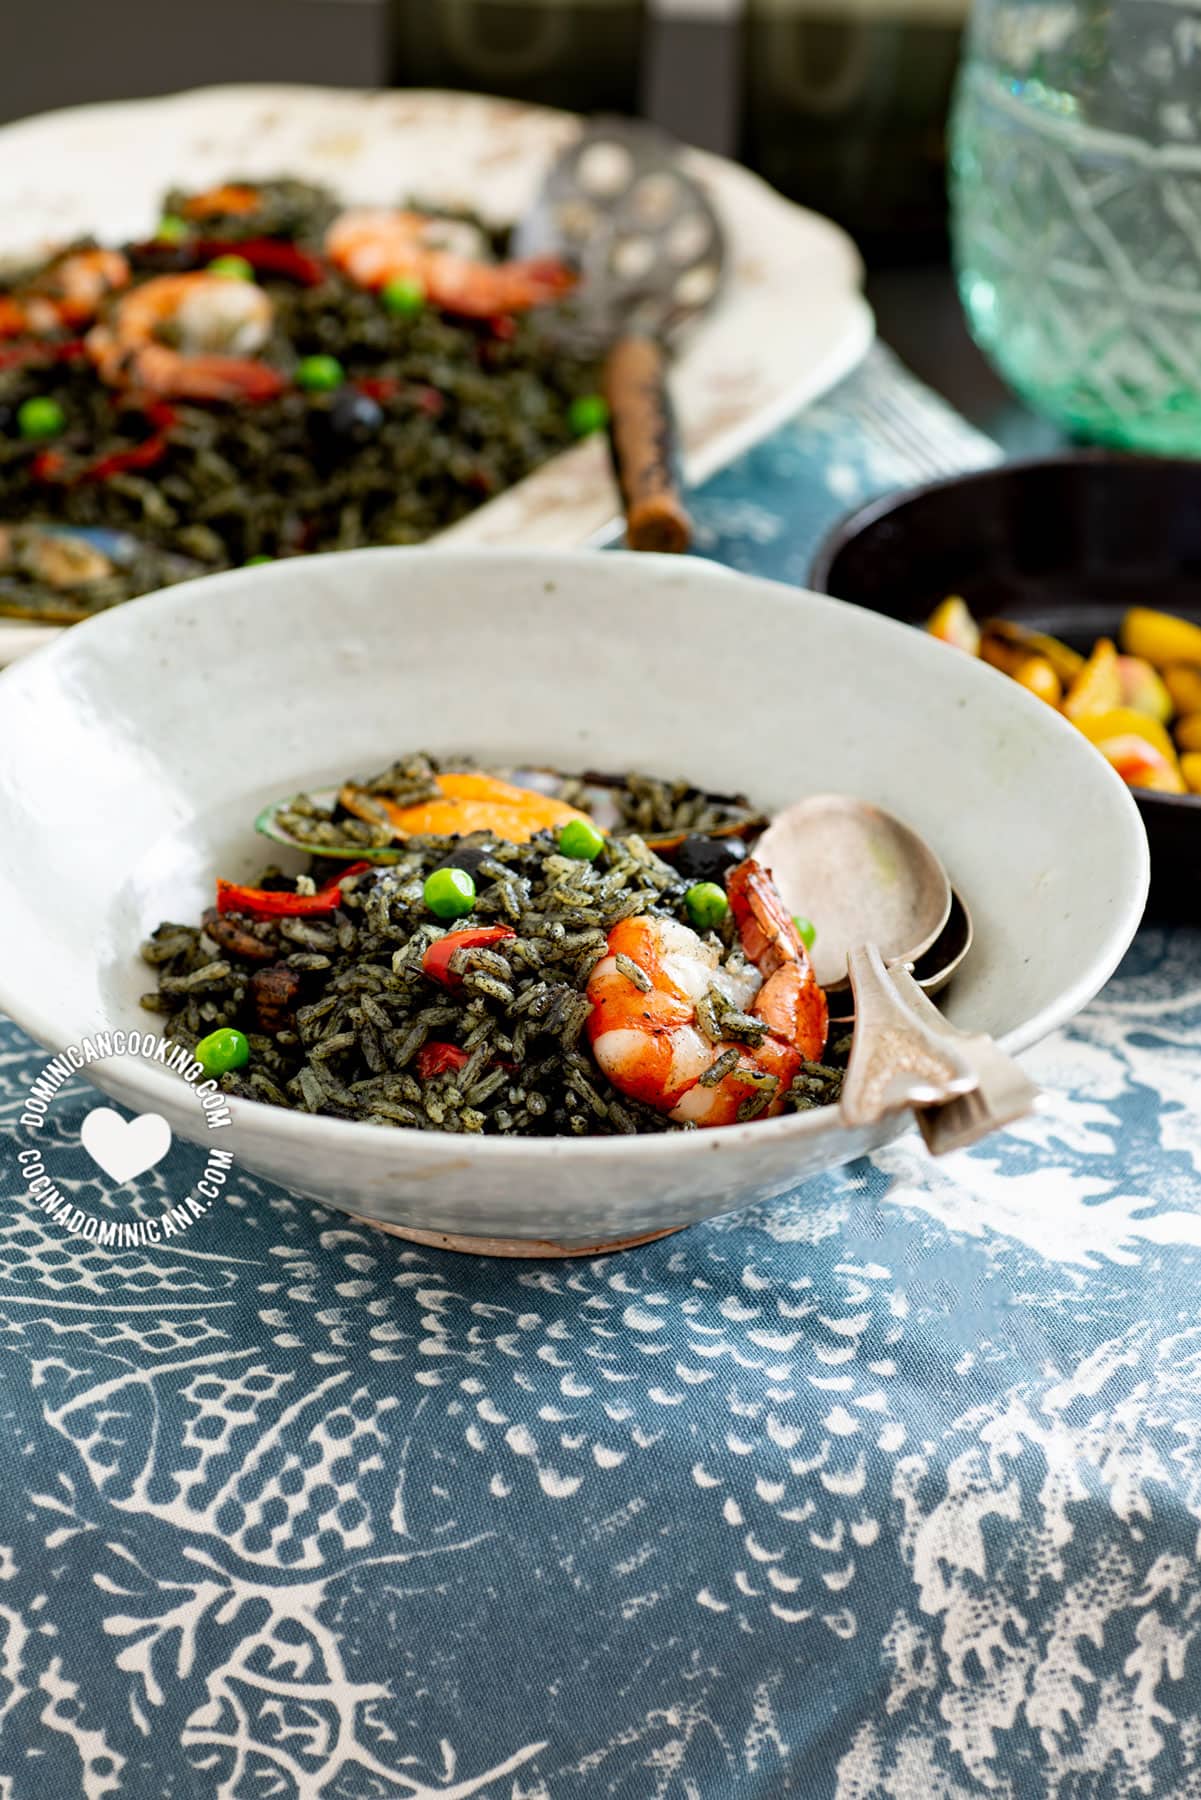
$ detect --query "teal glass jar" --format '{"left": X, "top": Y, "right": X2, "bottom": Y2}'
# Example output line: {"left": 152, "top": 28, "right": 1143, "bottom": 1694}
{"left": 951, "top": 0, "right": 1201, "bottom": 452}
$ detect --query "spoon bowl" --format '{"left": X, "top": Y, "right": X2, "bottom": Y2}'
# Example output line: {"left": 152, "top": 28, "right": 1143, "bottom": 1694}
{"left": 827, "top": 888, "right": 975, "bottom": 1022}
{"left": 754, "top": 792, "right": 1033, "bottom": 1145}
{"left": 910, "top": 888, "right": 974, "bottom": 997}
{"left": 754, "top": 792, "right": 952, "bottom": 989}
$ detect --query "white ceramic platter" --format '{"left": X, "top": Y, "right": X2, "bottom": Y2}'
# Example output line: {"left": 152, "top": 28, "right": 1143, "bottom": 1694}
{"left": 0, "top": 83, "right": 873, "bottom": 663}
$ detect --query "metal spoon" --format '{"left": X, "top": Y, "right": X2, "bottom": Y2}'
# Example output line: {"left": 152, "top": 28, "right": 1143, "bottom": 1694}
{"left": 827, "top": 887, "right": 974, "bottom": 1023}
{"left": 910, "top": 888, "right": 974, "bottom": 996}
{"left": 756, "top": 793, "right": 952, "bottom": 993}
{"left": 888, "top": 961, "right": 1042, "bottom": 1155}
{"left": 514, "top": 118, "right": 726, "bottom": 554}
{"left": 755, "top": 793, "right": 1038, "bottom": 1145}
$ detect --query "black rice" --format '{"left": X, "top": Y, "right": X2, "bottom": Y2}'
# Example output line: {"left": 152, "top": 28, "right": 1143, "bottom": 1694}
{"left": 0, "top": 180, "right": 599, "bottom": 621}
{"left": 140, "top": 763, "right": 847, "bottom": 1136}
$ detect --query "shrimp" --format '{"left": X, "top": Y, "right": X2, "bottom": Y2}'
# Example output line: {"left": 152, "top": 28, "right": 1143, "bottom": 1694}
{"left": 586, "top": 858, "right": 828, "bottom": 1127}
{"left": 86, "top": 272, "right": 285, "bottom": 402}
{"left": 47, "top": 249, "right": 131, "bottom": 321}
{"left": 325, "top": 208, "right": 575, "bottom": 318}
{"left": 0, "top": 248, "right": 130, "bottom": 338}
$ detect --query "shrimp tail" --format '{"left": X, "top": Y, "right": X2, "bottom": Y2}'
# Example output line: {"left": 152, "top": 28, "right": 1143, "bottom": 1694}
{"left": 88, "top": 333, "right": 286, "bottom": 402}
{"left": 431, "top": 255, "right": 576, "bottom": 319}
{"left": 728, "top": 858, "right": 828, "bottom": 1063}
{"left": 141, "top": 350, "right": 287, "bottom": 403}
{"left": 2, "top": 250, "right": 130, "bottom": 341}
{"left": 758, "top": 961, "right": 828, "bottom": 1064}
{"left": 326, "top": 209, "right": 575, "bottom": 317}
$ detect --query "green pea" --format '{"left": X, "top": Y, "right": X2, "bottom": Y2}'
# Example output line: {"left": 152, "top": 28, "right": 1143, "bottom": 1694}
{"left": 423, "top": 866, "right": 476, "bottom": 919}
{"left": 558, "top": 818, "right": 605, "bottom": 862}
{"left": 295, "top": 354, "right": 345, "bottom": 393}
{"left": 155, "top": 214, "right": 190, "bottom": 243}
{"left": 686, "top": 881, "right": 729, "bottom": 930}
{"left": 244, "top": 553, "right": 274, "bottom": 566}
{"left": 793, "top": 915, "right": 817, "bottom": 952}
{"left": 381, "top": 276, "right": 426, "bottom": 317}
{"left": 194, "top": 1027, "right": 250, "bottom": 1076}
{"left": 207, "top": 254, "right": 255, "bottom": 281}
{"left": 17, "top": 397, "right": 66, "bottom": 440}
{"left": 569, "top": 393, "right": 610, "bottom": 437}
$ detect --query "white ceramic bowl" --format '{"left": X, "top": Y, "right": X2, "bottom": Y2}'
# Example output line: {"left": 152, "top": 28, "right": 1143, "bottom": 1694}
{"left": 0, "top": 550, "right": 1148, "bottom": 1251}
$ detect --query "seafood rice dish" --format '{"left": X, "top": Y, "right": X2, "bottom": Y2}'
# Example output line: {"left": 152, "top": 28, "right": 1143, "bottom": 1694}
{"left": 142, "top": 757, "right": 848, "bottom": 1137}
{"left": 0, "top": 179, "right": 599, "bottom": 621}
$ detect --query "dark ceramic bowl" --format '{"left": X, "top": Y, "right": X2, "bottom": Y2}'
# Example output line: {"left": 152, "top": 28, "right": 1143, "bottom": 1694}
{"left": 810, "top": 456, "right": 1201, "bottom": 919}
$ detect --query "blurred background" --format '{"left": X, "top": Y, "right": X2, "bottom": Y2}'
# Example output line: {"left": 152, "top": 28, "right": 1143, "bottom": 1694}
{"left": 2, "top": 1, "right": 960, "bottom": 257}
{"left": 0, "top": 0, "right": 1032, "bottom": 441}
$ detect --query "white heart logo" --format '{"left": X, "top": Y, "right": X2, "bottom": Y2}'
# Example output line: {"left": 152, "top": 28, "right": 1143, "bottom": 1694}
{"left": 80, "top": 1108, "right": 173, "bottom": 1185}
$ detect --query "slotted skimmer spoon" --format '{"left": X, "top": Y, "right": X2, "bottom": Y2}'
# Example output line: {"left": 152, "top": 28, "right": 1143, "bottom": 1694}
{"left": 515, "top": 118, "right": 726, "bottom": 553}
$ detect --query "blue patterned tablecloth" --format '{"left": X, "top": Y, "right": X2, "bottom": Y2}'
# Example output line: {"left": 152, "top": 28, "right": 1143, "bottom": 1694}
{"left": 3, "top": 346, "right": 1200, "bottom": 1800}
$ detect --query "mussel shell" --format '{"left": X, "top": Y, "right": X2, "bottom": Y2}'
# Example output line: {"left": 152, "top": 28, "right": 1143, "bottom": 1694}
{"left": 642, "top": 816, "right": 760, "bottom": 854}
{"left": 255, "top": 767, "right": 767, "bottom": 861}
{"left": 823, "top": 888, "right": 973, "bottom": 1023}
{"left": 337, "top": 784, "right": 403, "bottom": 829}
{"left": 255, "top": 790, "right": 407, "bottom": 863}
{"left": 0, "top": 524, "right": 201, "bottom": 622}
{"left": 0, "top": 581, "right": 99, "bottom": 626}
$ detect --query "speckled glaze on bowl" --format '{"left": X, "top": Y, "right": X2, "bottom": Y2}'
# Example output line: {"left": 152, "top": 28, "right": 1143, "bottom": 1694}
{"left": 0, "top": 549, "right": 1148, "bottom": 1247}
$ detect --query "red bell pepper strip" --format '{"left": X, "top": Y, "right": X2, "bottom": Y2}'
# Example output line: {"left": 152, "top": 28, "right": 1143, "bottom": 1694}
{"left": 416, "top": 1039, "right": 521, "bottom": 1081}
{"left": 74, "top": 402, "right": 178, "bottom": 485}
{"left": 0, "top": 337, "right": 88, "bottom": 370}
{"left": 30, "top": 450, "right": 67, "bottom": 481}
{"left": 29, "top": 402, "right": 178, "bottom": 487}
{"left": 422, "top": 924, "right": 516, "bottom": 988}
{"left": 216, "top": 860, "right": 373, "bottom": 919}
{"left": 192, "top": 237, "right": 328, "bottom": 286}
{"left": 78, "top": 432, "right": 170, "bottom": 483}
{"left": 356, "top": 376, "right": 401, "bottom": 404}
{"left": 131, "top": 236, "right": 328, "bottom": 286}
{"left": 354, "top": 377, "right": 443, "bottom": 418}
{"left": 416, "top": 1041, "right": 472, "bottom": 1080}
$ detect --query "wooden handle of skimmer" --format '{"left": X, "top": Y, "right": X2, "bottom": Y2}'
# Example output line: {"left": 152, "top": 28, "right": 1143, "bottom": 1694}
{"left": 602, "top": 335, "right": 692, "bottom": 554}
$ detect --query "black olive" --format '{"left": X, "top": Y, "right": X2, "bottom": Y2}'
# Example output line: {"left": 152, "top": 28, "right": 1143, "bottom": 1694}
{"left": 322, "top": 389, "right": 384, "bottom": 445}
{"left": 429, "top": 842, "right": 495, "bottom": 878}
{"left": 668, "top": 834, "right": 747, "bottom": 882}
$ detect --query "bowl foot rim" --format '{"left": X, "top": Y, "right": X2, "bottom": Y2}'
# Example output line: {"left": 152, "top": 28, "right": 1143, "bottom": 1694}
{"left": 349, "top": 1217, "right": 683, "bottom": 1258}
